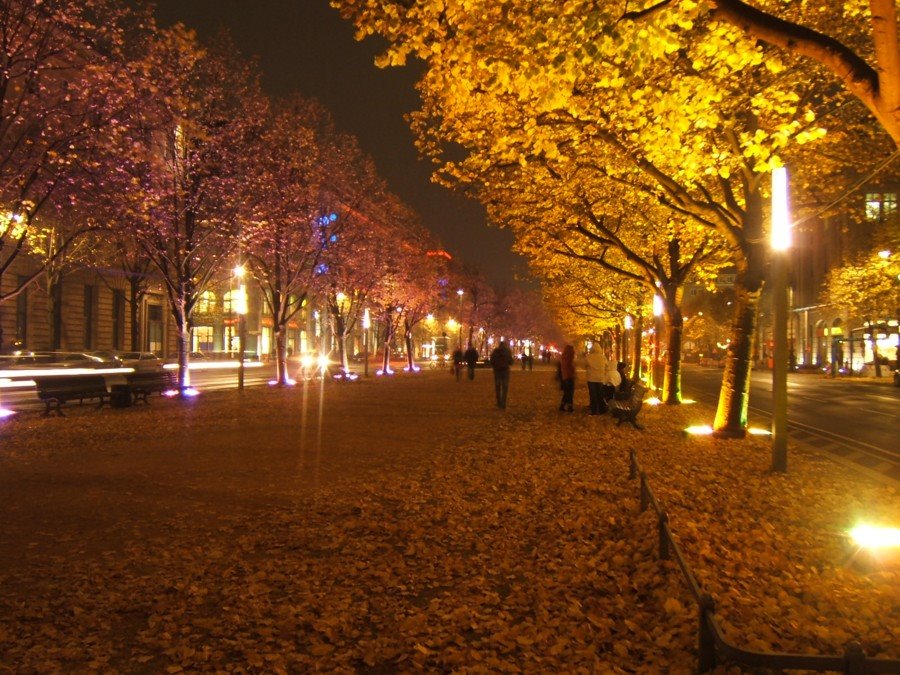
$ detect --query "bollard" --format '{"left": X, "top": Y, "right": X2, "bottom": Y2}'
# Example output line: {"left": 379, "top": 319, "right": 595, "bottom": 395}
{"left": 844, "top": 641, "right": 865, "bottom": 675}
{"left": 639, "top": 472, "right": 649, "bottom": 512}
{"left": 658, "top": 511, "right": 670, "bottom": 560}
{"left": 697, "top": 594, "right": 717, "bottom": 672}
{"left": 629, "top": 449, "right": 637, "bottom": 480}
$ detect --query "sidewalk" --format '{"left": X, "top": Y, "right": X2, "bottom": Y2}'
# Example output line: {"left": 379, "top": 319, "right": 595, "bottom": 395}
{"left": 0, "top": 371, "right": 896, "bottom": 671}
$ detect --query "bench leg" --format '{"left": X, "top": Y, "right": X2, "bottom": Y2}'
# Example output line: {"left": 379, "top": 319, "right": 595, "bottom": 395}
{"left": 43, "top": 400, "right": 64, "bottom": 417}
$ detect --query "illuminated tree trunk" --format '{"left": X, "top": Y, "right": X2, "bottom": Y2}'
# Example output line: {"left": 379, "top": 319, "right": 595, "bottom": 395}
{"left": 632, "top": 314, "right": 644, "bottom": 381}
{"left": 714, "top": 240, "right": 766, "bottom": 437}
{"left": 404, "top": 320, "right": 416, "bottom": 371}
{"left": 274, "top": 327, "right": 289, "bottom": 384}
{"left": 663, "top": 305, "right": 684, "bottom": 405}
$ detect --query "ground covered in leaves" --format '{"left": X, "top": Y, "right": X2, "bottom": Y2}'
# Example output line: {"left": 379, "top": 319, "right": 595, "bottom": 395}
{"left": 0, "top": 367, "right": 897, "bottom": 672}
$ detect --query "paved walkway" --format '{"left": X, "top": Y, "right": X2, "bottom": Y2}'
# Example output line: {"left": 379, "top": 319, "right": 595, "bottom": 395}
{"left": 1, "top": 370, "right": 696, "bottom": 672}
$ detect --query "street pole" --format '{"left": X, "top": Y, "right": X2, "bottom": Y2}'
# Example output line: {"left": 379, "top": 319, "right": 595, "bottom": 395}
{"left": 770, "top": 166, "right": 791, "bottom": 473}
{"left": 363, "top": 308, "right": 371, "bottom": 377}
{"left": 457, "top": 289, "right": 464, "bottom": 349}
{"left": 234, "top": 264, "right": 247, "bottom": 392}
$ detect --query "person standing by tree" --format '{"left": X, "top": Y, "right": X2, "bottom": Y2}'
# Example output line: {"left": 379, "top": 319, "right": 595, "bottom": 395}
{"left": 558, "top": 344, "right": 576, "bottom": 412}
{"left": 489, "top": 339, "right": 514, "bottom": 409}
{"left": 584, "top": 344, "right": 609, "bottom": 415}
{"left": 464, "top": 342, "right": 479, "bottom": 380}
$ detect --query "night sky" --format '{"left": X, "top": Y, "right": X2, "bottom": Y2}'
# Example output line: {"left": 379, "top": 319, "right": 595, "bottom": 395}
{"left": 147, "top": 0, "right": 528, "bottom": 288}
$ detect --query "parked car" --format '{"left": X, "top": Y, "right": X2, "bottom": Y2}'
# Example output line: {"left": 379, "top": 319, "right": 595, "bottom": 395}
{"left": 3, "top": 351, "right": 120, "bottom": 369}
{"left": 115, "top": 351, "right": 163, "bottom": 369}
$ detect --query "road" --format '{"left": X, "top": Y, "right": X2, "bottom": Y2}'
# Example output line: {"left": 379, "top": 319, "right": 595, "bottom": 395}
{"left": 681, "top": 364, "right": 899, "bottom": 480}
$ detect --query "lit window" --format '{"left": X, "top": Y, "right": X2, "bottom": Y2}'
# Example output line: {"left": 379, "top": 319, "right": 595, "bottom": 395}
{"left": 195, "top": 291, "right": 216, "bottom": 314}
{"left": 865, "top": 192, "right": 897, "bottom": 222}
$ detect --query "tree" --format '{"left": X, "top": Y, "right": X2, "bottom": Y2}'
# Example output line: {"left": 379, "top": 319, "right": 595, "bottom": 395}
{"left": 244, "top": 96, "right": 376, "bottom": 385}
{"left": 335, "top": 0, "right": 885, "bottom": 435}
{"left": 0, "top": 0, "right": 145, "bottom": 347}
{"left": 631, "top": 0, "right": 900, "bottom": 147}
{"left": 124, "top": 26, "right": 267, "bottom": 390}
{"left": 823, "top": 224, "right": 900, "bottom": 376}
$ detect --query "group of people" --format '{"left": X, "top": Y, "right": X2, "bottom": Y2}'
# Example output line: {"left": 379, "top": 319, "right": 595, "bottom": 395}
{"left": 448, "top": 339, "right": 631, "bottom": 415}
{"left": 557, "top": 344, "right": 629, "bottom": 415}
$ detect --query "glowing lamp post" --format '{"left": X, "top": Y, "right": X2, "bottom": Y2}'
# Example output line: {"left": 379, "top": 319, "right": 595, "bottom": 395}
{"left": 233, "top": 264, "right": 248, "bottom": 391}
{"left": 652, "top": 295, "right": 664, "bottom": 392}
{"left": 624, "top": 314, "right": 634, "bottom": 378}
{"left": 456, "top": 289, "right": 464, "bottom": 348}
{"left": 771, "top": 166, "right": 791, "bottom": 472}
{"left": 363, "top": 308, "right": 371, "bottom": 378}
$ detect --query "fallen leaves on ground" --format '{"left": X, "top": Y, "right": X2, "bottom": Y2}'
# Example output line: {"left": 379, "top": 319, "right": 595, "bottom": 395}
{"left": 0, "top": 371, "right": 896, "bottom": 672}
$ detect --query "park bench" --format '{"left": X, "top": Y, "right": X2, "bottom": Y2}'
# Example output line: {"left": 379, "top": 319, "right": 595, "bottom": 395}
{"left": 609, "top": 381, "right": 648, "bottom": 430}
{"left": 127, "top": 369, "right": 177, "bottom": 404}
{"left": 34, "top": 373, "right": 111, "bottom": 417}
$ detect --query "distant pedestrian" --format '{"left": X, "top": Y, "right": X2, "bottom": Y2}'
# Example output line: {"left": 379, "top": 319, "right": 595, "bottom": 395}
{"left": 452, "top": 346, "right": 464, "bottom": 381}
{"left": 464, "top": 344, "right": 479, "bottom": 380}
{"left": 489, "top": 339, "right": 514, "bottom": 409}
{"left": 558, "top": 345, "right": 576, "bottom": 412}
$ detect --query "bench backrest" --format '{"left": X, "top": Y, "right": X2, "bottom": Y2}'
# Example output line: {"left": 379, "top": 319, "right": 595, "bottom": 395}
{"left": 630, "top": 383, "right": 647, "bottom": 410}
{"left": 35, "top": 374, "right": 108, "bottom": 395}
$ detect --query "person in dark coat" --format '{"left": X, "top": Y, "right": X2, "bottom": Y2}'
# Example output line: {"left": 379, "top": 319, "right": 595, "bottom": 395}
{"left": 464, "top": 343, "right": 479, "bottom": 380}
{"left": 452, "top": 346, "right": 464, "bottom": 381}
{"left": 489, "top": 340, "right": 514, "bottom": 409}
{"left": 558, "top": 344, "right": 576, "bottom": 412}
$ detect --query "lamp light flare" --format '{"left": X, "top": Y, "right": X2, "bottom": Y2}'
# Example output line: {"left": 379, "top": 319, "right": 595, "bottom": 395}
{"left": 771, "top": 166, "right": 792, "bottom": 251}
{"left": 850, "top": 524, "right": 900, "bottom": 550}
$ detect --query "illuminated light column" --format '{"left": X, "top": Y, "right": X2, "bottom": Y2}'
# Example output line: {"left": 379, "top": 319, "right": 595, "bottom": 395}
{"left": 771, "top": 166, "right": 792, "bottom": 473}
{"left": 363, "top": 308, "right": 371, "bottom": 378}
{"left": 624, "top": 314, "right": 633, "bottom": 379}
{"left": 234, "top": 264, "right": 248, "bottom": 391}
{"left": 652, "top": 295, "right": 664, "bottom": 392}
{"left": 456, "top": 289, "right": 464, "bottom": 349}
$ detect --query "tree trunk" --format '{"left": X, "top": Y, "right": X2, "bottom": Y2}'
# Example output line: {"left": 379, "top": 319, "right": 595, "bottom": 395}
{"left": 663, "top": 306, "right": 684, "bottom": 405}
{"left": 381, "top": 316, "right": 393, "bottom": 374}
{"left": 339, "top": 315, "right": 350, "bottom": 374}
{"left": 713, "top": 242, "right": 766, "bottom": 437}
{"left": 867, "top": 318, "right": 882, "bottom": 377}
{"left": 404, "top": 324, "right": 415, "bottom": 371}
{"left": 176, "top": 324, "right": 191, "bottom": 393}
{"left": 274, "top": 327, "right": 289, "bottom": 385}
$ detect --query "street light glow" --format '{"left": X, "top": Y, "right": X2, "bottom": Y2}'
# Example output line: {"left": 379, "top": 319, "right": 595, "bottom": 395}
{"left": 850, "top": 524, "right": 900, "bottom": 551}
{"left": 771, "top": 166, "right": 791, "bottom": 251}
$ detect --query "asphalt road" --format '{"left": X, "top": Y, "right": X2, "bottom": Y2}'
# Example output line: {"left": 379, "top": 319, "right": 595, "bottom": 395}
{"left": 680, "top": 364, "right": 899, "bottom": 472}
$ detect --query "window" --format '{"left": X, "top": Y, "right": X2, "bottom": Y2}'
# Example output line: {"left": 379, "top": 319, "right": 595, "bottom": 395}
{"left": 195, "top": 291, "right": 216, "bottom": 314}
{"left": 865, "top": 192, "right": 897, "bottom": 222}
{"left": 192, "top": 326, "right": 214, "bottom": 352}
{"left": 148, "top": 304, "right": 163, "bottom": 353}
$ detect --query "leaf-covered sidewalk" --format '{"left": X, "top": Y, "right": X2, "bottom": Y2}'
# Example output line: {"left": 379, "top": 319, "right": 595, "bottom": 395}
{"left": 0, "top": 370, "right": 896, "bottom": 672}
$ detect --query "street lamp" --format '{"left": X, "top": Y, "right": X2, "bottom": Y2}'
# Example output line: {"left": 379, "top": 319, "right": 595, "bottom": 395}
{"left": 771, "top": 166, "right": 791, "bottom": 472}
{"left": 233, "top": 264, "right": 248, "bottom": 391}
{"left": 363, "top": 307, "right": 371, "bottom": 378}
{"left": 456, "top": 289, "right": 464, "bottom": 348}
{"left": 652, "top": 295, "right": 664, "bottom": 393}
{"left": 624, "top": 314, "right": 634, "bottom": 378}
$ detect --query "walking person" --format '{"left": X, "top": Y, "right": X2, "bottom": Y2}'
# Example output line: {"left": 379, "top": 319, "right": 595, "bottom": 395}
{"left": 584, "top": 344, "right": 609, "bottom": 415}
{"left": 558, "top": 344, "right": 576, "bottom": 412}
{"left": 489, "top": 339, "right": 514, "bottom": 409}
{"left": 464, "top": 343, "right": 479, "bottom": 380}
{"left": 452, "top": 346, "right": 464, "bottom": 381}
